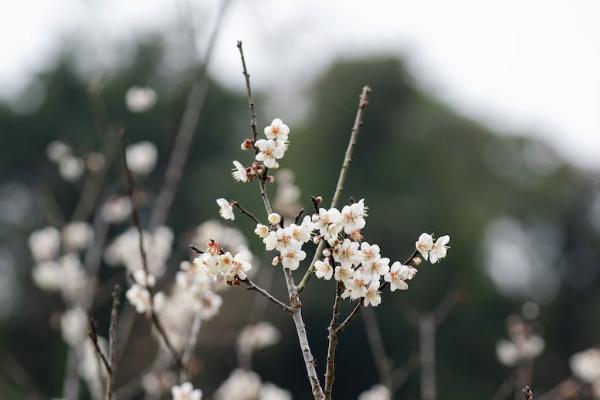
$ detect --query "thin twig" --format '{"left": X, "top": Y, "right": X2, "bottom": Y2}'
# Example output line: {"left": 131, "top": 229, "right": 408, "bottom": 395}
{"left": 150, "top": 0, "right": 231, "bottom": 228}
{"left": 105, "top": 285, "right": 121, "bottom": 400}
{"left": 236, "top": 40, "right": 323, "bottom": 399}
{"left": 88, "top": 318, "right": 112, "bottom": 375}
{"left": 180, "top": 308, "right": 204, "bottom": 382}
{"left": 242, "top": 278, "right": 294, "bottom": 313}
{"left": 297, "top": 85, "right": 372, "bottom": 293}
{"left": 419, "top": 313, "right": 436, "bottom": 400}
{"left": 121, "top": 132, "right": 184, "bottom": 371}
{"left": 232, "top": 201, "right": 262, "bottom": 224}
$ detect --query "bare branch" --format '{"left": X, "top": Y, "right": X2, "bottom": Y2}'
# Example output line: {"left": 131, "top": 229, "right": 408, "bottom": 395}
{"left": 419, "top": 313, "right": 436, "bottom": 400}
{"left": 242, "top": 278, "right": 294, "bottom": 313}
{"left": 232, "top": 201, "right": 262, "bottom": 225}
{"left": 120, "top": 131, "right": 184, "bottom": 370}
{"left": 323, "top": 281, "right": 344, "bottom": 399}
{"left": 150, "top": 0, "right": 231, "bottom": 228}
{"left": 297, "top": 85, "right": 372, "bottom": 293}
{"left": 88, "top": 318, "right": 112, "bottom": 376}
{"left": 335, "top": 301, "right": 363, "bottom": 335}
{"left": 362, "top": 307, "right": 393, "bottom": 390}
{"left": 105, "top": 285, "right": 121, "bottom": 400}
{"left": 180, "top": 309, "right": 203, "bottom": 382}
{"left": 236, "top": 40, "right": 323, "bottom": 399}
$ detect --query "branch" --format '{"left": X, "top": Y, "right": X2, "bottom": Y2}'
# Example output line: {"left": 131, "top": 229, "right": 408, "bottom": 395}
{"left": 323, "top": 281, "right": 344, "bottom": 399}
{"left": 120, "top": 132, "right": 184, "bottom": 371}
{"left": 232, "top": 201, "right": 262, "bottom": 225}
{"left": 106, "top": 285, "right": 121, "bottom": 400}
{"left": 180, "top": 308, "right": 203, "bottom": 382}
{"left": 236, "top": 40, "right": 323, "bottom": 399}
{"left": 419, "top": 313, "right": 436, "bottom": 400}
{"left": 335, "top": 301, "right": 363, "bottom": 335}
{"left": 88, "top": 318, "right": 112, "bottom": 376}
{"left": 150, "top": 0, "right": 231, "bottom": 228}
{"left": 242, "top": 278, "right": 294, "bottom": 313}
{"left": 362, "top": 307, "right": 393, "bottom": 390}
{"left": 297, "top": 85, "right": 372, "bottom": 293}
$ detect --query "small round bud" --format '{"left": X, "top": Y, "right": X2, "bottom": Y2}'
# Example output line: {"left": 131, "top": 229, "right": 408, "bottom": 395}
{"left": 272, "top": 256, "right": 280, "bottom": 266}
{"left": 266, "top": 175, "right": 275, "bottom": 183}
{"left": 412, "top": 256, "right": 422, "bottom": 266}
{"left": 268, "top": 213, "right": 282, "bottom": 225}
{"left": 241, "top": 139, "right": 254, "bottom": 150}
{"left": 314, "top": 196, "right": 323, "bottom": 204}
{"left": 322, "top": 248, "right": 331, "bottom": 257}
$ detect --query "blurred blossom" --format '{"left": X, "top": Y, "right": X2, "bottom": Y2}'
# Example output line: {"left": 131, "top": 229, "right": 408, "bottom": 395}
{"left": 125, "top": 86, "right": 157, "bottom": 113}
{"left": 58, "top": 156, "right": 85, "bottom": 182}
{"left": 259, "top": 383, "right": 292, "bottom": 400}
{"left": 61, "top": 307, "right": 87, "bottom": 346}
{"left": 214, "top": 369, "right": 262, "bottom": 400}
{"left": 32, "top": 254, "right": 88, "bottom": 300}
{"left": 358, "top": 385, "right": 391, "bottom": 400}
{"left": 101, "top": 196, "right": 132, "bottom": 223}
{"left": 496, "top": 316, "right": 544, "bottom": 367}
{"left": 46, "top": 140, "right": 71, "bottom": 162}
{"left": 521, "top": 301, "right": 540, "bottom": 320}
{"left": 570, "top": 348, "right": 600, "bottom": 397}
{"left": 62, "top": 221, "right": 94, "bottom": 252}
{"left": 125, "top": 141, "right": 158, "bottom": 175}
{"left": 104, "top": 226, "right": 173, "bottom": 277}
{"left": 237, "top": 322, "right": 281, "bottom": 355}
{"left": 171, "top": 382, "right": 202, "bottom": 400}
{"left": 484, "top": 217, "right": 561, "bottom": 302}
{"left": 142, "top": 370, "right": 177, "bottom": 396}
{"left": 28, "top": 226, "right": 61, "bottom": 262}
{"left": 273, "top": 168, "right": 302, "bottom": 218}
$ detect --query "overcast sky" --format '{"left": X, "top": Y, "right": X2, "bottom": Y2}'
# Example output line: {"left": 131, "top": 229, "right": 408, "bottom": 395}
{"left": 1, "top": 0, "right": 599, "bottom": 170}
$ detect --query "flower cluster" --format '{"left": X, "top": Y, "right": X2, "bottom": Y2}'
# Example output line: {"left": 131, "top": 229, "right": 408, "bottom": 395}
{"left": 570, "top": 347, "right": 600, "bottom": 397}
{"left": 126, "top": 270, "right": 165, "bottom": 315}
{"left": 495, "top": 315, "right": 545, "bottom": 367}
{"left": 231, "top": 118, "right": 292, "bottom": 184}
{"left": 237, "top": 322, "right": 281, "bottom": 355}
{"left": 171, "top": 382, "right": 202, "bottom": 400}
{"left": 213, "top": 369, "right": 291, "bottom": 400}
{"left": 415, "top": 233, "right": 450, "bottom": 264}
{"left": 191, "top": 240, "right": 253, "bottom": 284}
{"left": 258, "top": 213, "right": 314, "bottom": 270}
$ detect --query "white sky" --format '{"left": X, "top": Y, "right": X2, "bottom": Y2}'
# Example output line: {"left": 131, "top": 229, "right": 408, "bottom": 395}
{"left": 1, "top": 0, "right": 599, "bottom": 170}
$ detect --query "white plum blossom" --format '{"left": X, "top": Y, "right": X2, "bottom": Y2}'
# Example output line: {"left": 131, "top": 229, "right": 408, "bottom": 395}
{"left": 216, "top": 198, "right": 235, "bottom": 220}
{"left": 32, "top": 254, "right": 88, "bottom": 300}
{"left": 126, "top": 283, "right": 164, "bottom": 315}
{"left": 264, "top": 118, "right": 290, "bottom": 141}
{"left": 171, "top": 382, "right": 202, "bottom": 400}
{"left": 62, "top": 221, "right": 94, "bottom": 252}
{"left": 125, "top": 86, "right": 157, "bottom": 113}
{"left": 363, "top": 281, "right": 382, "bottom": 307}
{"left": 232, "top": 160, "right": 248, "bottom": 183}
{"left": 340, "top": 199, "right": 367, "bottom": 234}
{"left": 254, "top": 224, "right": 270, "bottom": 238}
{"left": 496, "top": 335, "right": 545, "bottom": 367}
{"left": 58, "top": 156, "right": 85, "bottom": 182}
{"left": 415, "top": 233, "right": 434, "bottom": 260}
{"left": 430, "top": 235, "right": 450, "bottom": 263}
{"left": 28, "top": 226, "right": 61, "bottom": 262}
{"left": 255, "top": 139, "right": 285, "bottom": 169}
{"left": 101, "top": 196, "right": 132, "bottom": 223}
{"left": 332, "top": 239, "right": 360, "bottom": 268}
{"left": 280, "top": 246, "right": 306, "bottom": 270}
{"left": 126, "top": 141, "right": 158, "bottom": 175}
{"left": 334, "top": 264, "right": 354, "bottom": 283}
{"left": 384, "top": 262, "right": 416, "bottom": 291}
{"left": 315, "top": 258, "right": 334, "bottom": 280}
{"left": 315, "top": 207, "right": 343, "bottom": 241}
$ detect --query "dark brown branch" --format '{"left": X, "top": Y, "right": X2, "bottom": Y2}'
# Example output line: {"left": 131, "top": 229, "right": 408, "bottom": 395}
{"left": 324, "top": 281, "right": 344, "bottom": 399}
{"left": 242, "top": 278, "right": 294, "bottom": 313}
{"left": 88, "top": 318, "right": 112, "bottom": 376}
{"left": 120, "top": 132, "right": 184, "bottom": 370}
{"left": 335, "top": 301, "right": 363, "bottom": 335}
{"left": 294, "top": 208, "right": 305, "bottom": 224}
{"left": 150, "top": 0, "right": 231, "bottom": 228}
{"left": 105, "top": 285, "right": 121, "bottom": 400}
{"left": 232, "top": 201, "right": 261, "bottom": 225}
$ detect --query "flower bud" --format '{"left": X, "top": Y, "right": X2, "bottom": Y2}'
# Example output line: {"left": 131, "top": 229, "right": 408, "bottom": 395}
{"left": 272, "top": 256, "right": 280, "bottom": 266}
{"left": 241, "top": 139, "right": 254, "bottom": 151}
{"left": 268, "top": 213, "right": 282, "bottom": 225}
{"left": 266, "top": 175, "right": 275, "bottom": 183}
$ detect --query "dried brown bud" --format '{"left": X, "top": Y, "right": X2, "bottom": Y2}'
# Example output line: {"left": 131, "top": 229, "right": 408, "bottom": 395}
{"left": 207, "top": 240, "right": 222, "bottom": 255}
{"left": 350, "top": 229, "right": 363, "bottom": 242}
{"left": 241, "top": 139, "right": 254, "bottom": 150}
{"left": 266, "top": 175, "right": 275, "bottom": 183}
